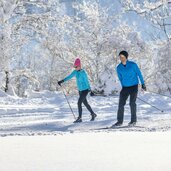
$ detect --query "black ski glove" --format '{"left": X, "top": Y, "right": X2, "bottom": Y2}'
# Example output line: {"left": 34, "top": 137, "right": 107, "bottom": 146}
{"left": 142, "top": 84, "right": 147, "bottom": 91}
{"left": 58, "top": 80, "right": 64, "bottom": 86}
{"left": 90, "top": 91, "right": 95, "bottom": 96}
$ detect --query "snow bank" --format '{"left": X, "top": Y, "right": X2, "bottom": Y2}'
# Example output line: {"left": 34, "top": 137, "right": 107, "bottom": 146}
{"left": 25, "top": 90, "right": 60, "bottom": 98}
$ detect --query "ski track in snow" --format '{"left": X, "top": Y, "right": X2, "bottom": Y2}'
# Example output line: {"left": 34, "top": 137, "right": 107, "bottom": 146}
{"left": 0, "top": 91, "right": 171, "bottom": 137}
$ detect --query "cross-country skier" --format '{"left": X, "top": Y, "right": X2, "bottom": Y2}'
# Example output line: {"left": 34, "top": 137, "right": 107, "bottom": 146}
{"left": 114, "top": 51, "right": 146, "bottom": 127}
{"left": 58, "top": 58, "right": 97, "bottom": 123}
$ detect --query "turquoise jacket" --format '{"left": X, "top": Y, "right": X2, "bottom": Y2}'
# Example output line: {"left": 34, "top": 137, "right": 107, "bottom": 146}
{"left": 64, "top": 69, "right": 91, "bottom": 91}
{"left": 117, "top": 60, "right": 144, "bottom": 87}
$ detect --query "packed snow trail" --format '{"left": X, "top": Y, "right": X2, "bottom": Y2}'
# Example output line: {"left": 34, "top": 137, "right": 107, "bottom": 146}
{"left": 0, "top": 90, "right": 171, "bottom": 136}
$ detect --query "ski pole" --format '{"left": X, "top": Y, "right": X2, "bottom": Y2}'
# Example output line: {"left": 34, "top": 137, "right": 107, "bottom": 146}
{"left": 59, "top": 84, "right": 76, "bottom": 120}
{"left": 137, "top": 97, "right": 164, "bottom": 113}
{"left": 146, "top": 90, "right": 171, "bottom": 99}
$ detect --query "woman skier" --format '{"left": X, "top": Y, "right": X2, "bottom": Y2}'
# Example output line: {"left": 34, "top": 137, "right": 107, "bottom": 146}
{"left": 58, "top": 58, "right": 97, "bottom": 123}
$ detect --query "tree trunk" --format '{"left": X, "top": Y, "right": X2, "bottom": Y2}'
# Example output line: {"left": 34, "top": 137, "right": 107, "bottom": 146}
{"left": 5, "top": 71, "right": 9, "bottom": 92}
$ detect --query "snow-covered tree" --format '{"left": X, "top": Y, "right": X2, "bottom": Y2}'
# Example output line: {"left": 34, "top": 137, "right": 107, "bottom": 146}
{"left": 58, "top": 0, "right": 152, "bottom": 94}
{"left": 119, "top": 0, "right": 171, "bottom": 40}
{"left": 0, "top": 0, "right": 160, "bottom": 96}
{"left": 153, "top": 41, "right": 171, "bottom": 93}
{"left": 119, "top": 0, "right": 171, "bottom": 93}
{"left": 0, "top": 0, "right": 54, "bottom": 95}
{"left": 0, "top": 1, "right": 24, "bottom": 92}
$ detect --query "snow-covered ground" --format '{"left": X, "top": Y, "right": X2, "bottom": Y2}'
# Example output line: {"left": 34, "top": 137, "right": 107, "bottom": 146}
{"left": 0, "top": 90, "right": 171, "bottom": 136}
{"left": 0, "top": 133, "right": 171, "bottom": 171}
{"left": 0, "top": 90, "right": 171, "bottom": 171}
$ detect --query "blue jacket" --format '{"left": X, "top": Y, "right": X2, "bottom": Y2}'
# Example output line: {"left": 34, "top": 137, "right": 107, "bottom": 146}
{"left": 64, "top": 69, "right": 91, "bottom": 91}
{"left": 117, "top": 60, "right": 144, "bottom": 87}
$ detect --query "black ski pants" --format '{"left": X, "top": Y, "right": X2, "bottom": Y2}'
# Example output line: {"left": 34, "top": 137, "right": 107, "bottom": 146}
{"left": 117, "top": 85, "right": 138, "bottom": 123}
{"left": 78, "top": 89, "right": 95, "bottom": 118}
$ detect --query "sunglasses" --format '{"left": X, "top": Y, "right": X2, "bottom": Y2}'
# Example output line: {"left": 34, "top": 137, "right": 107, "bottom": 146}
{"left": 74, "top": 66, "right": 79, "bottom": 68}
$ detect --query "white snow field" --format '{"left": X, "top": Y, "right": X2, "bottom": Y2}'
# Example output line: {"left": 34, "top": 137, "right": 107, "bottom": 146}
{"left": 0, "top": 133, "right": 171, "bottom": 171}
{"left": 0, "top": 90, "right": 171, "bottom": 171}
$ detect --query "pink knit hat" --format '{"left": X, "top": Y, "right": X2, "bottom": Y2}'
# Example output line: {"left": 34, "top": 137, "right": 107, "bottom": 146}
{"left": 74, "top": 58, "right": 81, "bottom": 67}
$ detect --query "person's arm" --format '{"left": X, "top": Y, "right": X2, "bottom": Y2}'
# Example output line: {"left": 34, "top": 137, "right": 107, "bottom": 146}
{"left": 134, "top": 63, "right": 147, "bottom": 90}
{"left": 64, "top": 70, "right": 76, "bottom": 82}
{"left": 83, "top": 71, "right": 90, "bottom": 90}
{"left": 116, "top": 67, "right": 123, "bottom": 86}
{"left": 135, "top": 63, "right": 144, "bottom": 85}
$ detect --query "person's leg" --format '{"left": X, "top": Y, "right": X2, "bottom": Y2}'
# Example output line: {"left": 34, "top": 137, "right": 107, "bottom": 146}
{"left": 117, "top": 88, "right": 129, "bottom": 123}
{"left": 83, "top": 95, "right": 97, "bottom": 121}
{"left": 78, "top": 90, "right": 92, "bottom": 117}
{"left": 77, "top": 91, "right": 86, "bottom": 118}
{"left": 82, "top": 92, "right": 95, "bottom": 115}
{"left": 129, "top": 87, "right": 138, "bottom": 123}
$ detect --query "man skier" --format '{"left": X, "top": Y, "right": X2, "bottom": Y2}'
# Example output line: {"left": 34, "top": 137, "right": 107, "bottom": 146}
{"left": 114, "top": 51, "right": 146, "bottom": 127}
{"left": 58, "top": 58, "right": 97, "bottom": 123}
